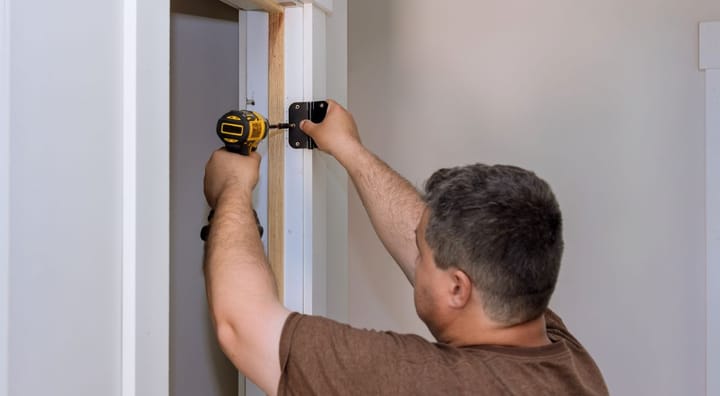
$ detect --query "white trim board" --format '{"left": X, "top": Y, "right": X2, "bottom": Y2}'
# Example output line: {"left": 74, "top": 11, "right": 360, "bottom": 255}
{"left": 284, "top": 5, "right": 306, "bottom": 314}
{"left": 121, "top": 1, "right": 138, "bottom": 395}
{"left": 0, "top": 0, "right": 10, "bottom": 395}
{"left": 700, "top": 21, "right": 720, "bottom": 396}
{"left": 299, "top": 0, "right": 333, "bottom": 14}
{"left": 134, "top": 0, "right": 170, "bottom": 395}
{"left": 123, "top": 0, "right": 170, "bottom": 395}
{"left": 284, "top": 4, "right": 329, "bottom": 317}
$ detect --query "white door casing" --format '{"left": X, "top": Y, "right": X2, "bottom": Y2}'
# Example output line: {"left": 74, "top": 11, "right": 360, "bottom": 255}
{"left": 700, "top": 20, "right": 720, "bottom": 396}
{"left": 124, "top": 0, "right": 170, "bottom": 393}
{"left": 123, "top": 0, "right": 170, "bottom": 395}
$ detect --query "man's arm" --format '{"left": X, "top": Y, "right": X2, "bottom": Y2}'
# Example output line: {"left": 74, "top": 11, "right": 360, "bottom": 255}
{"left": 301, "top": 101, "right": 425, "bottom": 284}
{"left": 203, "top": 150, "right": 289, "bottom": 396}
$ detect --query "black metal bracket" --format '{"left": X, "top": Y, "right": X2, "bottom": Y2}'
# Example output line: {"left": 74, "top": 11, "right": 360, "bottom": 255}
{"left": 288, "top": 100, "right": 328, "bottom": 149}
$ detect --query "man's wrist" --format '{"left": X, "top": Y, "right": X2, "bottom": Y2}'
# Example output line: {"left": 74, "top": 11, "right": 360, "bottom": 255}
{"left": 334, "top": 140, "right": 367, "bottom": 168}
{"left": 216, "top": 184, "right": 254, "bottom": 208}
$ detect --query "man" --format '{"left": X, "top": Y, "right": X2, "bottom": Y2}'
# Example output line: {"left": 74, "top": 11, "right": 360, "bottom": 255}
{"left": 203, "top": 100, "right": 608, "bottom": 395}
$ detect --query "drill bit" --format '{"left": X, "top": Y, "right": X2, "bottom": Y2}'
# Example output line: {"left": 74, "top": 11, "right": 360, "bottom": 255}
{"left": 269, "top": 122, "right": 294, "bottom": 130}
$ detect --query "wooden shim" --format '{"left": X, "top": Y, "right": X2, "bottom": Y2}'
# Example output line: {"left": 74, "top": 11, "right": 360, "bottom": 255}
{"left": 268, "top": 12, "right": 285, "bottom": 300}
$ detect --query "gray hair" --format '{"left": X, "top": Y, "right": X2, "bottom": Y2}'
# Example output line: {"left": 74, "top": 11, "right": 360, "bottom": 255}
{"left": 423, "top": 164, "right": 563, "bottom": 325}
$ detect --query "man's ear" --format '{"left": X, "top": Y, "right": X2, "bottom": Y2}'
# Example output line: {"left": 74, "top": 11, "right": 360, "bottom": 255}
{"left": 448, "top": 269, "right": 473, "bottom": 309}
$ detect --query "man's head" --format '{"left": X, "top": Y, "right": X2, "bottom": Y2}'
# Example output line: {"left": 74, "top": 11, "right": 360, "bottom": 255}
{"left": 415, "top": 164, "right": 563, "bottom": 330}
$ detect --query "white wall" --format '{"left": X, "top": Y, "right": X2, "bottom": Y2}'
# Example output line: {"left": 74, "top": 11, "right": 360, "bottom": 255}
{"left": 8, "top": 1, "right": 124, "bottom": 394}
{"left": 347, "top": 1, "right": 720, "bottom": 395}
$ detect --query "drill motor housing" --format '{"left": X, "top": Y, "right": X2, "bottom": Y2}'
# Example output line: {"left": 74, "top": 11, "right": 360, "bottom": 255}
{"left": 216, "top": 110, "right": 269, "bottom": 155}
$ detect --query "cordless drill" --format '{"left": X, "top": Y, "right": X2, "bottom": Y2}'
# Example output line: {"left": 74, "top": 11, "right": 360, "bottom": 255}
{"left": 216, "top": 109, "right": 291, "bottom": 155}
{"left": 200, "top": 110, "right": 288, "bottom": 242}
{"left": 200, "top": 102, "right": 328, "bottom": 242}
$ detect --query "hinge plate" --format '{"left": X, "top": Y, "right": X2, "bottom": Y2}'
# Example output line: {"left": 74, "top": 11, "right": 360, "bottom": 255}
{"left": 288, "top": 100, "right": 327, "bottom": 149}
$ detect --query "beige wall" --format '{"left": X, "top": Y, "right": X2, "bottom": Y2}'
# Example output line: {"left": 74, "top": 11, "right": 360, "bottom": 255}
{"left": 347, "top": 1, "right": 720, "bottom": 394}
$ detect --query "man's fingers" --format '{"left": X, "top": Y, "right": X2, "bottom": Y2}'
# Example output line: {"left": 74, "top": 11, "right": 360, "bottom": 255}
{"left": 300, "top": 119, "right": 318, "bottom": 135}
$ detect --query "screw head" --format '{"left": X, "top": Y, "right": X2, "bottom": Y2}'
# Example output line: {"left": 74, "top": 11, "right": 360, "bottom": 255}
{"left": 294, "top": 104, "right": 300, "bottom": 109}
{"left": 294, "top": 141, "right": 300, "bottom": 147}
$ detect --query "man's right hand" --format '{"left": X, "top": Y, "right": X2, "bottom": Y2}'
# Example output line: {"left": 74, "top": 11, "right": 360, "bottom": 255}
{"left": 299, "top": 100, "right": 362, "bottom": 161}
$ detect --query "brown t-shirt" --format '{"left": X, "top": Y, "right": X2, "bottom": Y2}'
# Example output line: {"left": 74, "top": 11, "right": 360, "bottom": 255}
{"left": 278, "top": 310, "right": 608, "bottom": 395}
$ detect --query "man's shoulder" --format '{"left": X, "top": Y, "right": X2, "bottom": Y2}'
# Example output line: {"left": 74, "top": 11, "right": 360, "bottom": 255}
{"left": 279, "top": 311, "right": 609, "bottom": 396}
{"left": 281, "top": 312, "right": 439, "bottom": 357}
{"left": 279, "top": 313, "right": 500, "bottom": 395}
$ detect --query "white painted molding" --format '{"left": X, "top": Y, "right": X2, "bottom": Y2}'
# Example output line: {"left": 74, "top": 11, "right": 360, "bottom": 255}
{"left": 298, "top": 0, "right": 333, "bottom": 14}
{"left": 285, "top": 4, "right": 330, "bottom": 316}
{"left": 701, "top": 22, "right": 720, "bottom": 70}
{"left": 0, "top": 0, "right": 10, "bottom": 395}
{"left": 283, "top": 4, "right": 329, "bottom": 316}
{"left": 700, "top": 21, "right": 720, "bottom": 396}
{"left": 121, "top": 0, "right": 138, "bottom": 395}
{"left": 284, "top": 6, "right": 305, "bottom": 314}
{"left": 123, "top": 0, "right": 170, "bottom": 394}
{"left": 301, "top": 4, "right": 316, "bottom": 315}
{"left": 134, "top": 0, "right": 169, "bottom": 395}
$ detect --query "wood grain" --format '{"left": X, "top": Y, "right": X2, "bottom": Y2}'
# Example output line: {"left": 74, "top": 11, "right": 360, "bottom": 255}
{"left": 268, "top": 12, "right": 285, "bottom": 300}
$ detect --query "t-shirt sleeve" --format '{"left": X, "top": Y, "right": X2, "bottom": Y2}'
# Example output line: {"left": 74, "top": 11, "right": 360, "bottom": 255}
{"left": 277, "top": 313, "right": 483, "bottom": 395}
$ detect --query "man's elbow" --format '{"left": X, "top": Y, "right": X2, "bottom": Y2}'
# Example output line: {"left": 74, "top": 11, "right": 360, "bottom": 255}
{"left": 215, "top": 319, "right": 242, "bottom": 359}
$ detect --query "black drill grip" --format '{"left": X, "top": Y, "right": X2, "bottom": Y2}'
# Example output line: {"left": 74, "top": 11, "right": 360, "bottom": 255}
{"left": 200, "top": 209, "right": 264, "bottom": 242}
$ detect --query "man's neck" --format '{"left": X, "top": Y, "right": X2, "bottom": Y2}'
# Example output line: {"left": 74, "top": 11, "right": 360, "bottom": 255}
{"left": 440, "top": 312, "right": 551, "bottom": 348}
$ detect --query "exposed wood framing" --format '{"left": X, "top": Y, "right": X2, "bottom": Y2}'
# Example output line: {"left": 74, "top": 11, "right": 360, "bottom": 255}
{"left": 268, "top": 12, "right": 285, "bottom": 300}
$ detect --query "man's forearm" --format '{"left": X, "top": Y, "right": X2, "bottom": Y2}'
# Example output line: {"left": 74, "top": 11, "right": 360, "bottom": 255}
{"left": 203, "top": 189, "right": 287, "bottom": 393}
{"left": 337, "top": 145, "right": 425, "bottom": 284}
{"left": 204, "top": 191, "right": 278, "bottom": 320}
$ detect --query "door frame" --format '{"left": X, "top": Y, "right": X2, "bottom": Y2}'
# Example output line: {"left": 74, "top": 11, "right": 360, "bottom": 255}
{"left": 700, "top": 20, "right": 720, "bottom": 396}
{"left": 225, "top": 0, "right": 337, "bottom": 323}
{"left": 229, "top": 2, "right": 341, "bottom": 394}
